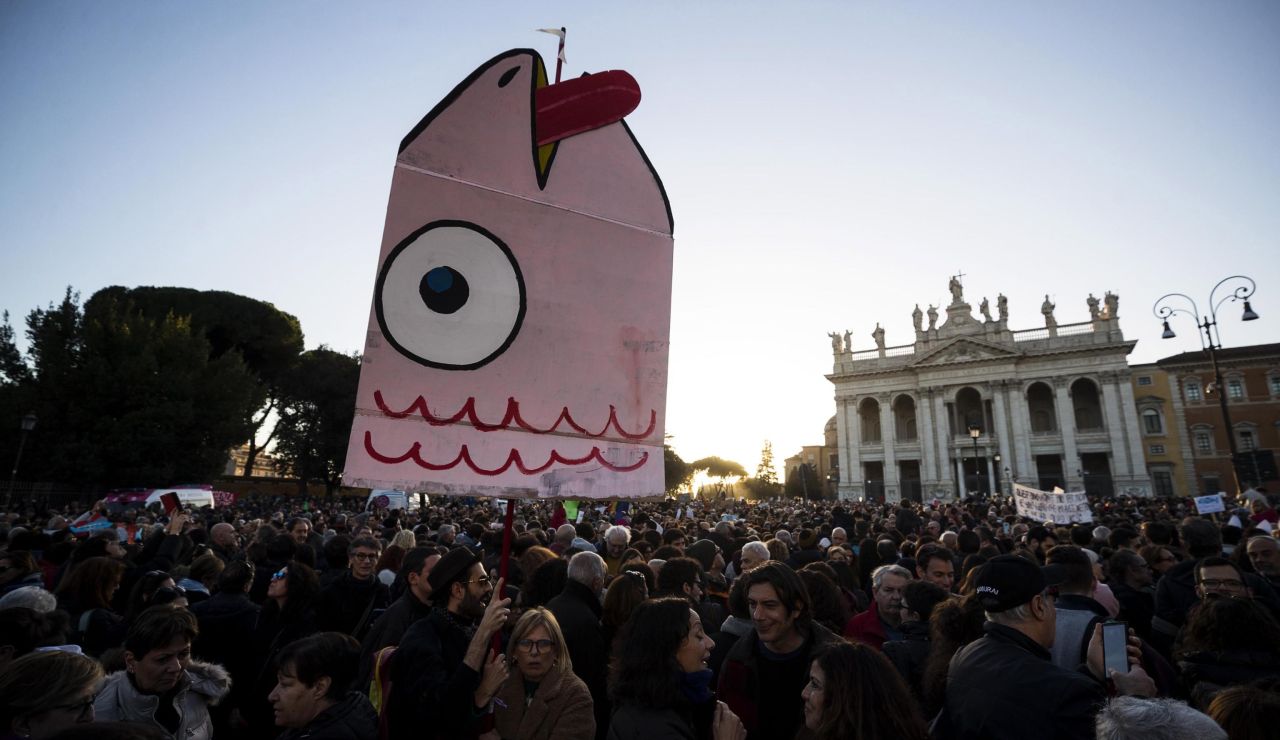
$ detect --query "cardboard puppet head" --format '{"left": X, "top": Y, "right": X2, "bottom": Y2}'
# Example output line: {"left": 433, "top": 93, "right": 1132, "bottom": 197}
{"left": 343, "top": 49, "right": 673, "bottom": 500}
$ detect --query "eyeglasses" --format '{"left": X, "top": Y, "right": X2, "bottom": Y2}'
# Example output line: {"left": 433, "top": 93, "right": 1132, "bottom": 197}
{"left": 516, "top": 639, "right": 555, "bottom": 654}
{"left": 350, "top": 552, "right": 380, "bottom": 561}
{"left": 1198, "top": 578, "right": 1245, "bottom": 590}
{"left": 272, "top": 569, "right": 288, "bottom": 581}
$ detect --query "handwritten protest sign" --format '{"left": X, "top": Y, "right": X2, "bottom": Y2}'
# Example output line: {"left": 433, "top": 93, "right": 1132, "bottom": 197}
{"left": 1013, "top": 483, "right": 1093, "bottom": 524}
{"left": 1193, "top": 494, "right": 1225, "bottom": 515}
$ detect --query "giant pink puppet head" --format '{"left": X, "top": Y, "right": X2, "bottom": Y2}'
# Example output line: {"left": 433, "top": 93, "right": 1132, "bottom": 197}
{"left": 343, "top": 49, "right": 673, "bottom": 500}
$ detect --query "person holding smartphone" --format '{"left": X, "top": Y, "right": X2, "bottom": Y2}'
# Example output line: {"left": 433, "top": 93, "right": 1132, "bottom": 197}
{"left": 938, "top": 555, "right": 1155, "bottom": 740}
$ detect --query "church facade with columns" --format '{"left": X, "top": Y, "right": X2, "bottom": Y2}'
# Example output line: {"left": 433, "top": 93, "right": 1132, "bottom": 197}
{"left": 827, "top": 277, "right": 1152, "bottom": 502}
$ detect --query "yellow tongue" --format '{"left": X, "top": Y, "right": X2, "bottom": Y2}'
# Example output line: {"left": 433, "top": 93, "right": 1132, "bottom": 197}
{"left": 536, "top": 59, "right": 555, "bottom": 178}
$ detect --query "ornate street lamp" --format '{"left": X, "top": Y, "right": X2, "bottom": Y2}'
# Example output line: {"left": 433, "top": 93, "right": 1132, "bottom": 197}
{"left": 1153, "top": 275, "right": 1260, "bottom": 494}
{"left": 4, "top": 413, "right": 38, "bottom": 513}
{"left": 968, "top": 424, "right": 982, "bottom": 495}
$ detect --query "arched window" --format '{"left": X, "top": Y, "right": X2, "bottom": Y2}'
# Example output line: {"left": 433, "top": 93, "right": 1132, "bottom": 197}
{"left": 858, "top": 398, "right": 881, "bottom": 444}
{"left": 1026, "top": 382, "right": 1057, "bottom": 433}
{"left": 893, "top": 395, "right": 917, "bottom": 442}
{"left": 1141, "top": 408, "right": 1163, "bottom": 435}
{"left": 954, "top": 387, "right": 984, "bottom": 431}
{"left": 1071, "top": 378, "right": 1104, "bottom": 431}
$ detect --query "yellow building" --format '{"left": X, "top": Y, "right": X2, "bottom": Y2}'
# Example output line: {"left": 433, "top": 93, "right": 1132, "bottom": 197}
{"left": 784, "top": 417, "right": 839, "bottom": 498}
{"left": 1129, "top": 364, "right": 1190, "bottom": 496}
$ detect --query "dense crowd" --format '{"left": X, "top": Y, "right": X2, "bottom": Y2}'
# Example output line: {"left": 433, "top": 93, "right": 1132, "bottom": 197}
{"left": 1, "top": 487, "right": 1279, "bottom": 740}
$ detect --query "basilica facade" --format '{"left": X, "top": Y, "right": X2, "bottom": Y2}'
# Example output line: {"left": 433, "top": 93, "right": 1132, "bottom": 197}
{"left": 827, "top": 278, "right": 1152, "bottom": 502}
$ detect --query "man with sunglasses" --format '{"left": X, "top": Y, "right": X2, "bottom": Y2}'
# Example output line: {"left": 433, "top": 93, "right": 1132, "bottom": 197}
{"left": 385, "top": 547, "right": 511, "bottom": 740}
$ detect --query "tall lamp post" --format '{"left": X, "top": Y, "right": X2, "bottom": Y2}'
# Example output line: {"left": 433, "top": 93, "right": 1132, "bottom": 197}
{"left": 4, "top": 413, "right": 38, "bottom": 513}
{"left": 968, "top": 424, "right": 982, "bottom": 495}
{"left": 1153, "top": 275, "right": 1260, "bottom": 495}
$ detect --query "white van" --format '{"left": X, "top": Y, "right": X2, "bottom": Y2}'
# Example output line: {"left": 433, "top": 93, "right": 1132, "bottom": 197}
{"left": 365, "top": 490, "right": 425, "bottom": 511}
{"left": 144, "top": 487, "right": 217, "bottom": 509}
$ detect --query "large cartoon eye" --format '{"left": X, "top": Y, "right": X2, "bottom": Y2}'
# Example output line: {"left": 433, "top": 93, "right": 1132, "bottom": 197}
{"left": 374, "top": 221, "right": 525, "bottom": 370}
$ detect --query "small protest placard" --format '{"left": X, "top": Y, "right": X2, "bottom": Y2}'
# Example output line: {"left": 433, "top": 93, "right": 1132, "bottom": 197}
{"left": 1193, "top": 494, "right": 1225, "bottom": 515}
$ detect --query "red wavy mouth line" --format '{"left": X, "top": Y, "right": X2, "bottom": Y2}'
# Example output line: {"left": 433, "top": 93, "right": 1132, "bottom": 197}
{"left": 373, "top": 390, "right": 657, "bottom": 441}
{"left": 363, "top": 431, "right": 650, "bottom": 476}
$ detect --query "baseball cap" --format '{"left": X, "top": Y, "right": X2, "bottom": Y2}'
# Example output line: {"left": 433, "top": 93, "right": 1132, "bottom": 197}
{"left": 974, "top": 554, "right": 1068, "bottom": 612}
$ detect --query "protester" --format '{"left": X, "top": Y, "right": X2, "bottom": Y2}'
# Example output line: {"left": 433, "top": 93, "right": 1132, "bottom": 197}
{"left": 1093, "top": 697, "right": 1226, "bottom": 740}
{"left": 801, "top": 641, "right": 928, "bottom": 740}
{"left": 0, "top": 606, "right": 70, "bottom": 666}
{"left": 385, "top": 547, "right": 511, "bottom": 740}
{"left": 609, "top": 597, "right": 745, "bottom": 740}
{"left": 882, "top": 579, "right": 948, "bottom": 703}
{"left": 94, "top": 605, "right": 230, "bottom": 740}
{"left": 1205, "top": 684, "right": 1280, "bottom": 740}
{"left": 245, "top": 561, "right": 321, "bottom": 736}
{"left": 844, "top": 563, "right": 911, "bottom": 650}
{"left": 357, "top": 545, "right": 440, "bottom": 684}
{"left": 1174, "top": 595, "right": 1280, "bottom": 708}
{"left": 914, "top": 544, "right": 956, "bottom": 592}
{"left": 482, "top": 607, "right": 594, "bottom": 740}
{"left": 1109, "top": 549, "right": 1156, "bottom": 640}
{"left": 546, "top": 551, "right": 609, "bottom": 740}
{"left": 940, "top": 555, "right": 1156, "bottom": 739}
{"left": 0, "top": 650, "right": 103, "bottom": 739}
{"left": 718, "top": 562, "right": 839, "bottom": 740}
{"left": 315, "top": 536, "right": 390, "bottom": 639}
{"left": 53, "top": 555, "right": 125, "bottom": 657}
{"left": 269, "top": 632, "right": 376, "bottom": 739}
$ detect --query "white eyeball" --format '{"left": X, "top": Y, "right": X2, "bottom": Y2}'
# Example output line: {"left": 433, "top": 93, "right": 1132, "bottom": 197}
{"left": 374, "top": 221, "right": 526, "bottom": 369}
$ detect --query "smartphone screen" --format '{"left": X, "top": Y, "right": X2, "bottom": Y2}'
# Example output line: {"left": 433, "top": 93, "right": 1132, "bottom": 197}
{"left": 160, "top": 492, "right": 180, "bottom": 515}
{"left": 1102, "top": 621, "right": 1128, "bottom": 676}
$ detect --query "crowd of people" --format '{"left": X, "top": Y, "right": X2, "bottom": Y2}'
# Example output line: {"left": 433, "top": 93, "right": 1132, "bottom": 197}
{"left": 1, "top": 487, "right": 1279, "bottom": 740}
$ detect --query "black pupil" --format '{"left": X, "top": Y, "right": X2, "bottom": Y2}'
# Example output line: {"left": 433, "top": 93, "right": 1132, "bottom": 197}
{"left": 420, "top": 266, "right": 469, "bottom": 314}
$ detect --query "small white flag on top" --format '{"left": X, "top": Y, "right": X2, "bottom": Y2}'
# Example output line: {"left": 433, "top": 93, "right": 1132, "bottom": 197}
{"left": 537, "top": 27, "right": 566, "bottom": 63}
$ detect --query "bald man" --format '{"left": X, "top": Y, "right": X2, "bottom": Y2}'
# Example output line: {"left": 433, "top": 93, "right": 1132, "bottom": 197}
{"left": 209, "top": 522, "right": 240, "bottom": 563}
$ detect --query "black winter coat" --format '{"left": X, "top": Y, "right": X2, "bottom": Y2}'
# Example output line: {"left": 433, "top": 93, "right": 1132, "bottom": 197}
{"left": 356, "top": 589, "right": 433, "bottom": 689}
{"left": 1177, "top": 648, "right": 1280, "bottom": 709}
{"left": 547, "top": 579, "right": 608, "bottom": 740}
{"left": 386, "top": 607, "right": 481, "bottom": 740}
{"left": 315, "top": 572, "right": 390, "bottom": 639}
{"left": 190, "top": 591, "right": 261, "bottom": 708}
{"left": 608, "top": 699, "right": 716, "bottom": 740}
{"left": 938, "top": 623, "right": 1106, "bottom": 740}
{"left": 882, "top": 620, "right": 931, "bottom": 704}
{"left": 277, "top": 691, "right": 378, "bottom": 740}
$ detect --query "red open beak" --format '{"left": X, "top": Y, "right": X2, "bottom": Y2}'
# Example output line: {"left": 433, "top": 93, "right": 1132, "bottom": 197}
{"left": 534, "top": 70, "right": 641, "bottom": 146}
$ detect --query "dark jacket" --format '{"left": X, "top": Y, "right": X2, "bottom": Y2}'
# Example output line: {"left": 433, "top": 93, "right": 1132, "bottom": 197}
{"left": 386, "top": 607, "right": 482, "bottom": 740}
{"left": 315, "top": 572, "right": 391, "bottom": 639}
{"left": 608, "top": 699, "right": 715, "bottom": 740}
{"left": 244, "top": 605, "right": 320, "bottom": 738}
{"left": 882, "top": 619, "right": 930, "bottom": 703}
{"left": 357, "top": 589, "right": 433, "bottom": 689}
{"left": 1177, "top": 648, "right": 1280, "bottom": 709}
{"left": 938, "top": 623, "right": 1105, "bottom": 740}
{"left": 491, "top": 666, "right": 595, "bottom": 740}
{"left": 1110, "top": 581, "right": 1155, "bottom": 641}
{"left": 546, "top": 579, "right": 608, "bottom": 740}
{"left": 717, "top": 622, "right": 840, "bottom": 740}
{"left": 190, "top": 591, "right": 261, "bottom": 708}
{"left": 277, "top": 691, "right": 378, "bottom": 740}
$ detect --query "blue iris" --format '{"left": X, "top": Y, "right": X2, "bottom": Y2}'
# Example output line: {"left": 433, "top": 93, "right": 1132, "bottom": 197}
{"left": 420, "top": 266, "right": 469, "bottom": 314}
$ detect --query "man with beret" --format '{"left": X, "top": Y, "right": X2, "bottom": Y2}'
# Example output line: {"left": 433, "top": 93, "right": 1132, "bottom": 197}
{"left": 938, "top": 555, "right": 1155, "bottom": 740}
{"left": 385, "top": 547, "right": 511, "bottom": 740}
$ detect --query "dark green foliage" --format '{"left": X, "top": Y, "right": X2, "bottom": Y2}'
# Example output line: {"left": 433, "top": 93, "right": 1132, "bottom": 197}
{"left": 271, "top": 347, "right": 360, "bottom": 493}
{"left": 664, "top": 443, "right": 693, "bottom": 495}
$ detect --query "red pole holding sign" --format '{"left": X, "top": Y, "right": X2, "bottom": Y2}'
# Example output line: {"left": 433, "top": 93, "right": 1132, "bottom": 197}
{"left": 490, "top": 499, "right": 517, "bottom": 653}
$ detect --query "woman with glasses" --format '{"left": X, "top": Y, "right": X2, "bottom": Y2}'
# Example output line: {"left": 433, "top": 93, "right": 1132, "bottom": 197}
{"left": 94, "top": 604, "right": 230, "bottom": 740}
{"left": 477, "top": 607, "right": 593, "bottom": 740}
{"left": 0, "top": 650, "right": 103, "bottom": 739}
{"left": 244, "top": 561, "right": 321, "bottom": 738}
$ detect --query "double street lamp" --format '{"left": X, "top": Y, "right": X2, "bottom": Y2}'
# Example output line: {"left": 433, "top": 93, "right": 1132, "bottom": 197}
{"left": 4, "top": 413, "right": 38, "bottom": 513}
{"left": 1153, "top": 275, "right": 1260, "bottom": 494}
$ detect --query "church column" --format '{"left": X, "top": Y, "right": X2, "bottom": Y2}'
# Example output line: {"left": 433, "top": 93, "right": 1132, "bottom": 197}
{"left": 1054, "top": 378, "right": 1082, "bottom": 490}
{"left": 919, "top": 388, "right": 938, "bottom": 483}
{"left": 986, "top": 456, "right": 997, "bottom": 494}
{"left": 934, "top": 392, "right": 953, "bottom": 498}
{"left": 835, "top": 398, "right": 852, "bottom": 499}
{"left": 880, "top": 394, "right": 899, "bottom": 503}
{"left": 843, "top": 398, "right": 863, "bottom": 500}
{"left": 1099, "top": 372, "right": 1132, "bottom": 478}
{"left": 1009, "top": 382, "right": 1034, "bottom": 482}
{"left": 992, "top": 381, "right": 1014, "bottom": 492}
{"left": 955, "top": 455, "right": 967, "bottom": 498}
{"left": 1116, "top": 374, "right": 1152, "bottom": 495}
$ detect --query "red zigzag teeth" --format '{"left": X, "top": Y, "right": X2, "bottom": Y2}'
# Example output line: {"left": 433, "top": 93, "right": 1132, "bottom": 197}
{"left": 363, "top": 431, "right": 650, "bottom": 476}
{"left": 372, "top": 391, "right": 656, "bottom": 441}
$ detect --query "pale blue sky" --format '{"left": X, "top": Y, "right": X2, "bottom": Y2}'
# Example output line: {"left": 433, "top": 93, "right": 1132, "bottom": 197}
{"left": 3, "top": 1, "right": 1278, "bottom": 478}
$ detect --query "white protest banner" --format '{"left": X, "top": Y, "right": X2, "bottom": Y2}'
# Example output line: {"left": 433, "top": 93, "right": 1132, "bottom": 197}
{"left": 1013, "top": 483, "right": 1094, "bottom": 523}
{"left": 1193, "top": 494, "right": 1225, "bottom": 515}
